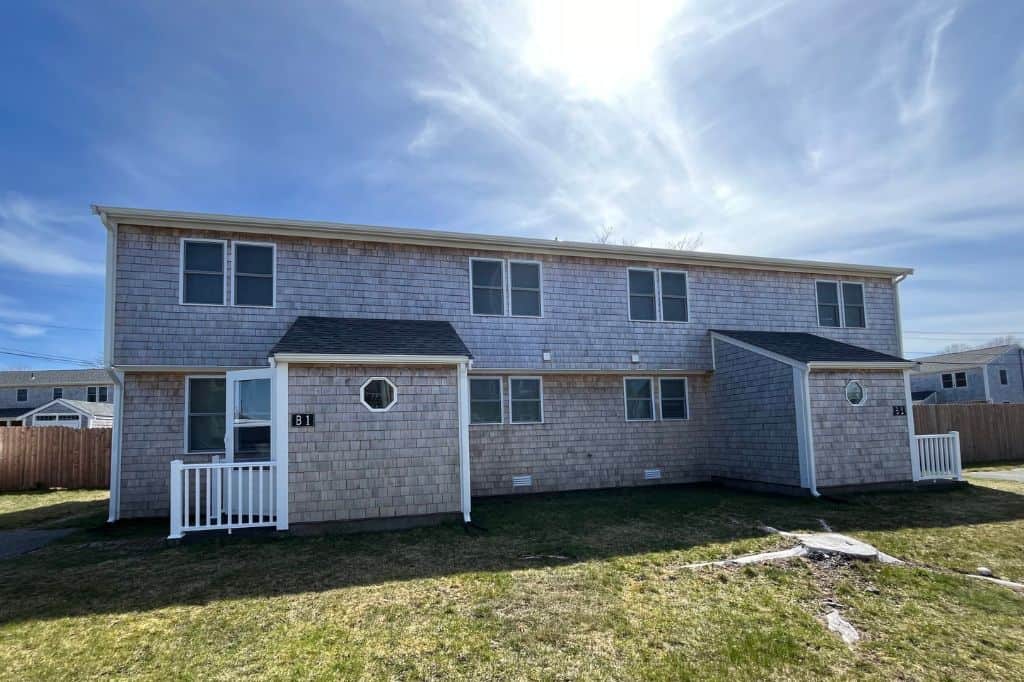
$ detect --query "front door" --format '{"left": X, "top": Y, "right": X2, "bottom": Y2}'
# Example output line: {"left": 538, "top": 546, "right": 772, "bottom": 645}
{"left": 225, "top": 368, "right": 274, "bottom": 517}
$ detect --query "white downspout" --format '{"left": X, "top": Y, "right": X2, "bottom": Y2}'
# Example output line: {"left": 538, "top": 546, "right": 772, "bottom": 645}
{"left": 892, "top": 274, "right": 907, "bottom": 357}
{"left": 793, "top": 366, "right": 820, "bottom": 497}
{"left": 457, "top": 360, "right": 472, "bottom": 523}
{"left": 106, "top": 368, "right": 124, "bottom": 522}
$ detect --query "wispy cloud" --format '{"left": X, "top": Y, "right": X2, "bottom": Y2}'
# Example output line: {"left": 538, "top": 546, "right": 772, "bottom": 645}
{"left": 0, "top": 194, "right": 104, "bottom": 276}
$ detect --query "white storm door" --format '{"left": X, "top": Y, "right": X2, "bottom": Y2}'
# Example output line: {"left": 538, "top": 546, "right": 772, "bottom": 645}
{"left": 225, "top": 368, "right": 274, "bottom": 463}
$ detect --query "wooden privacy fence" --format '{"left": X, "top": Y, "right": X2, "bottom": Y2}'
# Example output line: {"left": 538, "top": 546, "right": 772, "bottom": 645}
{"left": 0, "top": 427, "right": 111, "bottom": 491}
{"left": 914, "top": 404, "right": 1024, "bottom": 465}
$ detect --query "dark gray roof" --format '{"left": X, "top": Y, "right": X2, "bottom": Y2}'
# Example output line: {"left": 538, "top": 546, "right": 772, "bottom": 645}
{"left": 712, "top": 330, "right": 910, "bottom": 364}
{"left": 913, "top": 344, "right": 1021, "bottom": 374}
{"left": 0, "top": 406, "right": 33, "bottom": 419}
{"left": 0, "top": 368, "right": 111, "bottom": 388}
{"left": 272, "top": 316, "right": 472, "bottom": 358}
{"left": 911, "top": 390, "right": 936, "bottom": 401}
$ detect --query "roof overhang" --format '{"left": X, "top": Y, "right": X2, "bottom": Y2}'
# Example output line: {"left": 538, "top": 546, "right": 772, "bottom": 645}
{"left": 807, "top": 361, "right": 918, "bottom": 370}
{"left": 18, "top": 399, "right": 100, "bottom": 420}
{"left": 711, "top": 332, "right": 917, "bottom": 372}
{"left": 92, "top": 205, "right": 914, "bottom": 279}
{"left": 271, "top": 353, "right": 471, "bottom": 365}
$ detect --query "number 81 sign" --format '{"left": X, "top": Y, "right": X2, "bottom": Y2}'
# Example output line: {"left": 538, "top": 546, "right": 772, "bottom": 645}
{"left": 292, "top": 413, "right": 315, "bottom": 427}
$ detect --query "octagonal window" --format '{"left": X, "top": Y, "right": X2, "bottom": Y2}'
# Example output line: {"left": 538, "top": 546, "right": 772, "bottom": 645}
{"left": 845, "top": 380, "right": 865, "bottom": 406}
{"left": 361, "top": 378, "right": 397, "bottom": 412}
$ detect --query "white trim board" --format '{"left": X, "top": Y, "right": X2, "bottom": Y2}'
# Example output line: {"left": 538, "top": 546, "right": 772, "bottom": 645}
{"left": 271, "top": 353, "right": 470, "bottom": 365}
{"left": 93, "top": 205, "right": 913, "bottom": 278}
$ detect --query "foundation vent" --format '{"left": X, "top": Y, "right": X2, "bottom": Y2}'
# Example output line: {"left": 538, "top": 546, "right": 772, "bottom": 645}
{"left": 644, "top": 468, "right": 662, "bottom": 480}
{"left": 512, "top": 475, "right": 533, "bottom": 488}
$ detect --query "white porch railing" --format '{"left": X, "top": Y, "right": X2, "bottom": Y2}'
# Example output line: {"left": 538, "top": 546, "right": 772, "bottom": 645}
{"left": 913, "top": 431, "right": 963, "bottom": 481}
{"left": 169, "top": 459, "right": 278, "bottom": 539}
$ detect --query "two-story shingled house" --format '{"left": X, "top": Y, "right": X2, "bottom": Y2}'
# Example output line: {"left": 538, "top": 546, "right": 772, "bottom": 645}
{"left": 0, "top": 368, "right": 114, "bottom": 428}
{"left": 93, "top": 206, "right": 959, "bottom": 538}
{"left": 910, "top": 344, "right": 1024, "bottom": 404}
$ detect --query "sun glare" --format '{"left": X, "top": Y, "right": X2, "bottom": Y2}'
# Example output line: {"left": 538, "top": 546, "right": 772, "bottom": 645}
{"left": 524, "top": 0, "right": 684, "bottom": 101}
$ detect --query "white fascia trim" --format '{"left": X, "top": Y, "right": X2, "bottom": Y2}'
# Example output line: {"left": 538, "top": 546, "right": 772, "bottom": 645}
{"left": 710, "top": 332, "right": 806, "bottom": 370}
{"left": 92, "top": 205, "right": 914, "bottom": 279}
{"left": 893, "top": 274, "right": 907, "bottom": 356}
{"left": 272, "top": 353, "right": 470, "bottom": 365}
{"left": 807, "top": 361, "right": 918, "bottom": 370}
{"left": 113, "top": 365, "right": 253, "bottom": 373}
{"left": 18, "top": 399, "right": 94, "bottom": 420}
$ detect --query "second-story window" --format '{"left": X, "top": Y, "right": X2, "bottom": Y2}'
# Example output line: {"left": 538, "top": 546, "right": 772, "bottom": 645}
{"left": 660, "top": 271, "right": 688, "bottom": 322}
{"left": 509, "top": 261, "right": 542, "bottom": 317}
{"left": 1001, "top": 369, "right": 1009, "bottom": 385}
{"left": 233, "top": 242, "right": 275, "bottom": 307}
{"left": 16, "top": 389, "right": 27, "bottom": 402}
{"left": 628, "top": 269, "right": 657, "bottom": 321}
{"left": 181, "top": 239, "right": 225, "bottom": 305}
{"left": 842, "top": 283, "right": 866, "bottom": 328}
{"left": 52, "top": 387, "right": 63, "bottom": 400}
{"left": 471, "top": 259, "right": 505, "bottom": 315}
{"left": 816, "top": 282, "right": 841, "bottom": 327}
{"left": 87, "top": 386, "right": 109, "bottom": 402}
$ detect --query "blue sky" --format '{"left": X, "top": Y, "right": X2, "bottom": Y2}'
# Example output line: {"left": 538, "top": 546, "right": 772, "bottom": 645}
{"left": 0, "top": 0, "right": 1022, "bottom": 368}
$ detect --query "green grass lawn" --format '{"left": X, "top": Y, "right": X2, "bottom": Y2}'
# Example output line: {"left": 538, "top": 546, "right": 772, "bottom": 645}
{"left": 0, "top": 489, "right": 108, "bottom": 530}
{"left": 1, "top": 481, "right": 1023, "bottom": 680}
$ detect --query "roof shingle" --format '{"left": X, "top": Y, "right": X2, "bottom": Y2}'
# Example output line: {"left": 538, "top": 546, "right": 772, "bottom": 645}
{"left": 271, "top": 316, "right": 472, "bottom": 358}
{"left": 712, "top": 330, "right": 910, "bottom": 364}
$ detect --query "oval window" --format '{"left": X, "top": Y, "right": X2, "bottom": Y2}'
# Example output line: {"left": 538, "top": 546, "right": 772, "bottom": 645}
{"left": 361, "top": 378, "right": 397, "bottom": 411}
{"left": 845, "top": 380, "right": 865, "bottom": 406}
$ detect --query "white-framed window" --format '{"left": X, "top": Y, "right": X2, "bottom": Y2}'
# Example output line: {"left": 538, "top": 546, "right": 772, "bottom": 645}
{"left": 180, "top": 238, "right": 226, "bottom": 305}
{"left": 659, "top": 378, "right": 689, "bottom": 420}
{"left": 509, "top": 377, "right": 543, "bottom": 424}
{"left": 509, "top": 261, "right": 542, "bottom": 317}
{"left": 360, "top": 377, "right": 397, "bottom": 412}
{"left": 816, "top": 281, "right": 841, "bottom": 327}
{"left": 470, "top": 258, "right": 505, "bottom": 316}
{"left": 232, "top": 241, "right": 276, "bottom": 307}
{"left": 185, "top": 376, "right": 226, "bottom": 453}
{"left": 1000, "top": 369, "right": 1009, "bottom": 385}
{"left": 842, "top": 283, "right": 866, "bottom": 328}
{"left": 35, "top": 415, "right": 56, "bottom": 422}
{"left": 624, "top": 377, "right": 655, "bottom": 421}
{"left": 660, "top": 271, "right": 689, "bottom": 322}
{"left": 87, "top": 386, "right": 109, "bottom": 402}
{"left": 627, "top": 268, "right": 657, "bottom": 321}
{"left": 58, "top": 415, "right": 79, "bottom": 422}
{"left": 16, "top": 388, "right": 27, "bottom": 402}
{"left": 941, "top": 372, "right": 967, "bottom": 388}
{"left": 816, "top": 280, "right": 867, "bottom": 328}
{"left": 469, "top": 377, "right": 503, "bottom": 424}
{"left": 52, "top": 387, "right": 63, "bottom": 400}
{"left": 845, "top": 380, "right": 866, "bottom": 406}
{"left": 99, "top": 386, "right": 108, "bottom": 402}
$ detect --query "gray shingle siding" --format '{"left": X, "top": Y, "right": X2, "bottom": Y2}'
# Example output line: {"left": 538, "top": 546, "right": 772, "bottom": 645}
{"left": 810, "top": 370, "right": 912, "bottom": 487}
{"left": 470, "top": 374, "right": 707, "bottom": 496}
{"left": 910, "top": 366, "right": 990, "bottom": 404}
{"left": 0, "top": 384, "right": 111, "bottom": 411}
{"left": 113, "top": 225, "right": 901, "bottom": 370}
{"left": 707, "top": 340, "right": 802, "bottom": 487}
{"left": 987, "top": 348, "right": 1024, "bottom": 403}
{"left": 288, "top": 365, "right": 461, "bottom": 523}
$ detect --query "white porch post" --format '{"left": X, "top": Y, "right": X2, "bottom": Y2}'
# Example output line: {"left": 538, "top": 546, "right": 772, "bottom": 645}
{"left": 107, "top": 369, "right": 124, "bottom": 523}
{"left": 273, "top": 361, "right": 289, "bottom": 530}
{"left": 951, "top": 430, "right": 963, "bottom": 480}
{"left": 457, "top": 361, "right": 472, "bottom": 523}
{"left": 903, "top": 370, "right": 921, "bottom": 481}
{"left": 169, "top": 459, "right": 183, "bottom": 539}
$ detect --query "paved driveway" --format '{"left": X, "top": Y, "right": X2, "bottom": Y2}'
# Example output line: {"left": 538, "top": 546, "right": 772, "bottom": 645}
{"left": 0, "top": 529, "right": 74, "bottom": 560}
{"left": 967, "top": 469, "right": 1024, "bottom": 483}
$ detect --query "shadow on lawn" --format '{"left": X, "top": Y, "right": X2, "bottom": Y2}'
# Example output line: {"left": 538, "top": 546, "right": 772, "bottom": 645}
{"left": 0, "top": 481, "right": 1022, "bottom": 625}
{"left": 0, "top": 498, "right": 108, "bottom": 531}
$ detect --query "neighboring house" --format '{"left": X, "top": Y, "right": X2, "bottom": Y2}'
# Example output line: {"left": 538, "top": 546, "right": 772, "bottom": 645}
{"left": 94, "top": 205, "right": 943, "bottom": 536}
{"left": 910, "top": 345, "right": 1024, "bottom": 404}
{"left": 18, "top": 399, "right": 114, "bottom": 429}
{"left": 0, "top": 369, "right": 114, "bottom": 426}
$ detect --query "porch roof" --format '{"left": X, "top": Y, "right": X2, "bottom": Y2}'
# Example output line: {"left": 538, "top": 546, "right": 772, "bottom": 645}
{"left": 711, "top": 330, "right": 913, "bottom": 367}
{"left": 271, "top": 316, "right": 473, "bottom": 360}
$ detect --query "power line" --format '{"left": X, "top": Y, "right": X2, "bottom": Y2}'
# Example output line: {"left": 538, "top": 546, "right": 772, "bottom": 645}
{"left": 0, "top": 348, "right": 98, "bottom": 367}
{"left": 0, "top": 321, "right": 102, "bottom": 332}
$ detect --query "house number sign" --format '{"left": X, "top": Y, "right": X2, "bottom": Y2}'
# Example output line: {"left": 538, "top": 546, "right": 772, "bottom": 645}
{"left": 291, "top": 413, "right": 315, "bottom": 428}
